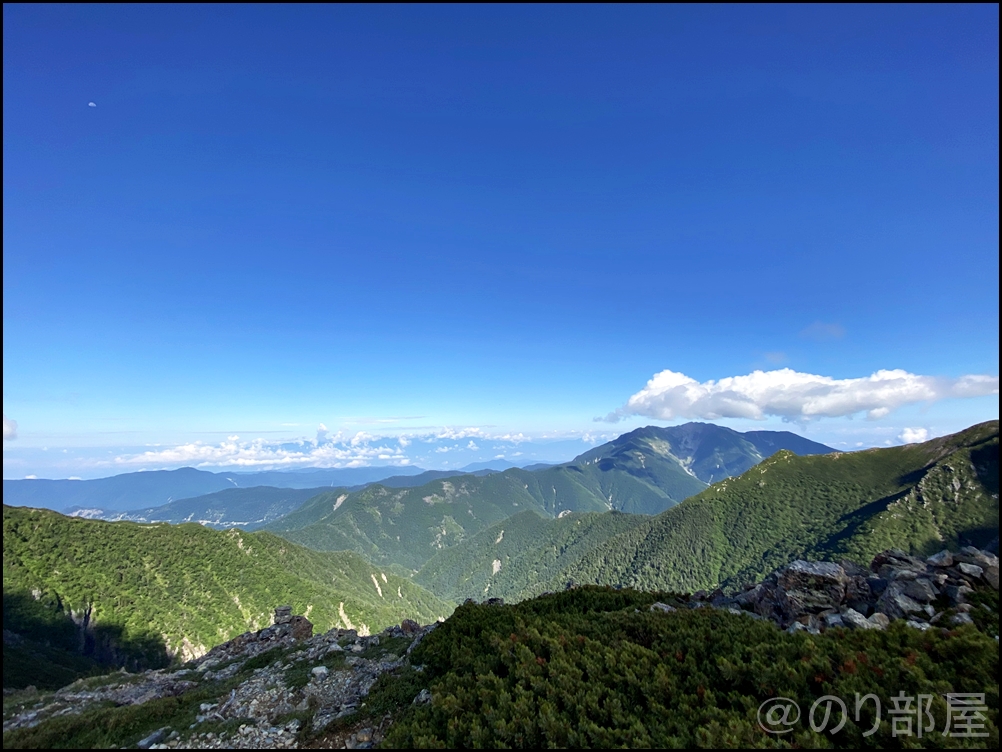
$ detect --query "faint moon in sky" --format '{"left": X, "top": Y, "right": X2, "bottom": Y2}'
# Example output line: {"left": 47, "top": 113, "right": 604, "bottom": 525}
{"left": 88, "top": 102, "right": 97, "bottom": 107}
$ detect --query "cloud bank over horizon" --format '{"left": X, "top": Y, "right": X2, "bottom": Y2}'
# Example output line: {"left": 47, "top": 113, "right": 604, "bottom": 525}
{"left": 79, "top": 427, "right": 609, "bottom": 475}
{"left": 601, "top": 368, "right": 999, "bottom": 423}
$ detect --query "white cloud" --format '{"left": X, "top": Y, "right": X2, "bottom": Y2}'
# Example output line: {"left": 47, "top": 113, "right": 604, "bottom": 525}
{"left": 434, "top": 427, "right": 486, "bottom": 440}
{"left": 108, "top": 434, "right": 410, "bottom": 470}
{"left": 89, "top": 425, "right": 615, "bottom": 474}
{"left": 603, "top": 368, "right": 999, "bottom": 423}
{"left": 3, "top": 414, "right": 17, "bottom": 441}
{"left": 899, "top": 427, "right": 929, "bottom": 444}
{"left": 88, "top": 102, "right": 96, "bottom": 107}
{"left": 316, "top": 423, "right": 329, "bottom": 443}
{"left": 24, "top": 474, "right": 37, "bottom": 479}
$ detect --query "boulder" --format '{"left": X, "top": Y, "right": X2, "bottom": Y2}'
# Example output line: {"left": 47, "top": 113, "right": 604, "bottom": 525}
{"left": 955, "top": 546, "right": 999, "bottom": 569}
{"left": 290, "top": 615, "right": 313, "bottom": 641}
{"left": 926, "top": 550, "right": 954, "bottom": 567}
{"left": 870, "top": 550, "right": 926, "bottom": 580}
{"left": 876, "top": 587, "right": 924, "bottom": 619}
{"left": 957, "top": 562, "right": 985, "bottom": 580}
{"left": 867, "top": 613, "right": 890, "bottom": 629}
{"left": 823, "top": 612, "right": 845, "bottom": 629}
{"left": 866, "top": 577, "right": 888, "bottom": 596}
{"left": 400, "top": 619, "right": 421, "bottom": 635}
{"left": 944, "top": 584, "right": 974, "bottom": 605}
{"left": 650, "top": 602, "right": 676, "bottom": 614}
{"left": 984, "top": 565, "right": 999, "bottom": 591}
{"left": 902, "top": 578, "right": 939, "bottom": 603}
{"left": 777, "top": 561, "right": 848, "bottom": 614}
{"left": 840, "top": 608, "right": 875, "bottom": 630}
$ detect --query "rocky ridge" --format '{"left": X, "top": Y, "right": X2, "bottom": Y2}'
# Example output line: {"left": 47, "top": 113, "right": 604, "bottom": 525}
{"left": 3, "top": 607, "right": 437, "bottom": 749}
{"left": 665, "top": 545, "right": 999, "bottom": 635}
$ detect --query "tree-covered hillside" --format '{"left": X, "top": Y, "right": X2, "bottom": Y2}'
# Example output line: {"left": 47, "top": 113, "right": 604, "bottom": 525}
{"left": 386, "top": 588, "right": 998, "bottom": 748}
{"left": 265, "top": 423, "right": 832, "bottom": 571}
{"left": 560, "top": 420, "right": 999, "bottom": 594}
{"left": 413, "top": 421, "right": 998, "bottom": 603}
{"left": 3, "top": 505, "right": 452, "bottom": 687}
{"left": 414, "top": 510, "right": 645, "bottom": 603}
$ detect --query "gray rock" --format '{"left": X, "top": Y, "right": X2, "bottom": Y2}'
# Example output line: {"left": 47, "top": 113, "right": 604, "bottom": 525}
{"left": 413, "top": 689, "right": 432, "bottom": 705}
{"left": 985, "top": 565, "right": 999, "bottom": 591}
{"left": 866, "top": 577, "right": 888, "bottom": 596}
{"left": 138, "top": 727, "right": 170, "bottom": 749}
{"left": 311, "top": 666, "right": 329, "bottom": 679}
{"left": 903, "top": 578, "right": 939, "bottom": 603}
{"left": 949, "top": 612, "right": 974, "bottom": 626}
{"left": 823, "top": 613, "right": 845, "bottom": 629}
{"left": 778, "top": 561, "right": 848, "bottom": 613}
{"left": 926, "top": 550, "right": 954, "bottom": 567}
{"left": 871, "top": 550, "right": 926, "bottom": 580}
{"left": 650, "top": 602, "right": 676, "bottom": 613}
{"left": 904, "top": 619, "right": 931, "bottom": 631}
{"left": 957, "top": 562, "right": 985, "bottom": 580}
{"left": 945, "top": 584, "right": 974, "bottom": 605}
{"left": 876, "top": 587, "right": 924, "bottom": 619}
{"left": 840, "top": 608, "right": 875, "bottom": 630}
{"left": 956, "top": 547, "right": 999, "bottom": 569}
{"left": 867, "top": 613, "right": 890, "bottom": 629}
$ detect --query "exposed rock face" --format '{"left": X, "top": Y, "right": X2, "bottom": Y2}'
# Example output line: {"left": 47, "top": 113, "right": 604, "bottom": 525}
{"left": 689, "top": 546, "right": 997, "bottom": 635}
{"left": 4, "top": 612, "right": 437, "bottom": 749}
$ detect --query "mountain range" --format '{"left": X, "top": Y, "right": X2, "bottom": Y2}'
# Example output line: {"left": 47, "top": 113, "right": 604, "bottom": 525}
{"left": 9, "top": 421, "right": 998, "bottom": 702}
{"left": 263, "top": 424, "right": 833, "bottom": 569}
{"left": 414, "top": 420, "right": 998, "bottom": 602}
{"left": 2, "top": 465, "right": 439, "bottom": 513}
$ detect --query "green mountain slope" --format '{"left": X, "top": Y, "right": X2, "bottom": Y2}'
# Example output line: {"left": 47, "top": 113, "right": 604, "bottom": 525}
{"left": 266, "top": 424, "right": 831, "bottom": 570}
{"left": 3, "top": 505, "right": 452, "bottom": 677}
{"left": 414, "top": 510, "right": 646, "bottom": 602}
{"left": 412, "top": 421, "right": 997, "bottom": 603}
{"left": 560, "top": 420, "right": 999, "bottom": 594}
{"left": 265, "top": 474, "right": 558, "bottom": 571}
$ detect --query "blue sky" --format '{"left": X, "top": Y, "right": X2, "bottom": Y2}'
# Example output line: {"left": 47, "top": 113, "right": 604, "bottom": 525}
{"left": 3, "top": 4, "right": 998, "bottom": 478}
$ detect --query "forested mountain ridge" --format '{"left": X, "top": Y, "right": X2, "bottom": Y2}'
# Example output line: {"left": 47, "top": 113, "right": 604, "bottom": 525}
{"left": 548, "top": 420, "right": 999, "bottom": 595}
{"left": 414, "top": 421, "right": 998, "bottom": 603}
{"left": 2, "top": 505, "right": 451, "bottom": 689}
{"left": 265, "top": 424, "right": 832, "bottom": 570}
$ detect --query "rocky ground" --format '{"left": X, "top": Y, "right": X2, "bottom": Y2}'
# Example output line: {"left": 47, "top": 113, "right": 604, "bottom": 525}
{"left": 3, "top": 546, "right": 997, "bottom": 748}
{"left": 3, "top": 607, "right": 436, "bottom": 749}
{"left": 657, "top": 545, "right": 999, "bottom": 635}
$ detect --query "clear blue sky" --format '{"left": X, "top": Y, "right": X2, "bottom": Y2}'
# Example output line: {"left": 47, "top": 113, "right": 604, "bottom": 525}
{"left": 3, "top": 4, "right": 998, "bottom": 478}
